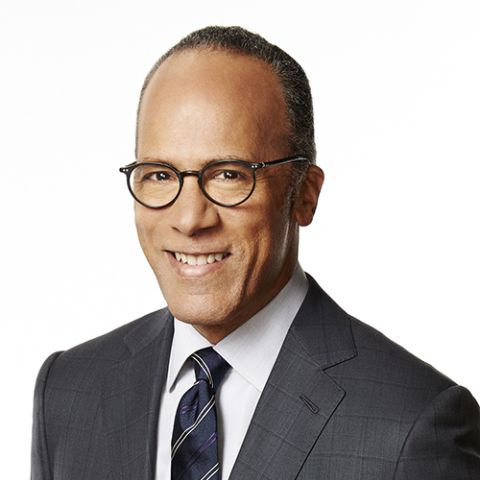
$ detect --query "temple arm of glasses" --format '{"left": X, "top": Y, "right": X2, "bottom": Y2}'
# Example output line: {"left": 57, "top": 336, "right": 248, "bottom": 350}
{"left": 119, "top": 162, "right": 137, "bottom": 174}
{"left": 251, "top": 155, "right": 310, "bottom": 170}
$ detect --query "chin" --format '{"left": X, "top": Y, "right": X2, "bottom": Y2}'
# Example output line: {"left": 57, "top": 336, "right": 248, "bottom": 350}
{"left": 157, "top": 270, "right": 243, "bottom": 319}
{"left": 165, "top": 293, "right": 235, "bottom": 327}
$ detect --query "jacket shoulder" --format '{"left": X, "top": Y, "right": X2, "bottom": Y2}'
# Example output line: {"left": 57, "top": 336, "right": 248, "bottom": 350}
{"left": 349, "top": 315, "right": 455, "bottom": 393}
{"left": 33, "top": 307, "right": 170, "bottom": 422}
{"left": 42, "top": 307, "right": 170, "bottom": 392}
{"left": 303, "top": 274, "right": 455, "bottom": 395}
{"left": 309, "top": 287, "right": 478, "bottom": 474}
{"left": 31, "top": 308, "right": 171, "bottom": 478}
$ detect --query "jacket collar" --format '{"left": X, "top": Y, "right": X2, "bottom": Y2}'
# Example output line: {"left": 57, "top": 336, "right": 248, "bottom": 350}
{"left": 123, "top": 308, "right": 173, "bottom": 355}
{"left": 291, "top": 273, "right": 357, "bottom": 369}
{"left": 229, "top": 274, "right": 357, "bottom": 479}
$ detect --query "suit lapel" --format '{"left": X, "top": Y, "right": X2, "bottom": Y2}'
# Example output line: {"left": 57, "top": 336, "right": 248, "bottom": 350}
{"left": 102, "top": 309, "right": 174, "bottom": 480}
{"left": 229, "top": 275, "right": 357, "bottom": 479}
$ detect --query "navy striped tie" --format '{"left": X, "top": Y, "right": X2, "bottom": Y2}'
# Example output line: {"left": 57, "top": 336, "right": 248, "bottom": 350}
{"left": 171, "top": 348, "right": 231, "bottom": 480}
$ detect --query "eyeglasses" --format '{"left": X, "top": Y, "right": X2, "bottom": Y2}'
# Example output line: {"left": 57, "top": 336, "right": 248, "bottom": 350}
{"left": 119, "top": 155, "right": 309, "bottom": 209}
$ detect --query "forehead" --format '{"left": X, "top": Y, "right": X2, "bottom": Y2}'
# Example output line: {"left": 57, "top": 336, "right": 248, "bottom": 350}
{"left": 137, "top": 49, "right": 291, "bottom": 163}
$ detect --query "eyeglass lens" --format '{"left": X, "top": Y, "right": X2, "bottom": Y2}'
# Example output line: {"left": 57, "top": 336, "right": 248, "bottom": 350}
{"left": 129, "top": 162, "right": 255, "bottom": 208}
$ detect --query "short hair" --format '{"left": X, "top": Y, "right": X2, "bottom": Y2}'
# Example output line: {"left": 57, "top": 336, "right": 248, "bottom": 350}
{"left": 136, "top": 26, "right": 316, "bottom": 168}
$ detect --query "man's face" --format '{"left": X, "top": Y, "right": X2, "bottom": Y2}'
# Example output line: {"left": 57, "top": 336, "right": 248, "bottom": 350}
{"left": 135, "top": 49, "right": 318, "bottom": 342}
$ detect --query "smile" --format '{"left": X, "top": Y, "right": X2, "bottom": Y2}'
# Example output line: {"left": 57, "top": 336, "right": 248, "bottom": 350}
{"left": 172, "top": 252, "right": 229, "bottom": 266}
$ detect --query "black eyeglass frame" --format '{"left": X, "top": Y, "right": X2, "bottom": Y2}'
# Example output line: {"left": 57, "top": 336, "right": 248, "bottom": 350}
{"left": 119, "top": 154, "right": 310, "bottom": 209}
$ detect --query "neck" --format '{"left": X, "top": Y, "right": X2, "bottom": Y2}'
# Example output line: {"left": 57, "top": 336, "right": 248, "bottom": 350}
{"left": 192, "top": 259, "right": 299, "bottom": 344}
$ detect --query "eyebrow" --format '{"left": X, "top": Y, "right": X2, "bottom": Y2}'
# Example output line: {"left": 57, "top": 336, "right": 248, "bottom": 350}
{"left": 138, "top": 155, "right": 250, "bottom": 167}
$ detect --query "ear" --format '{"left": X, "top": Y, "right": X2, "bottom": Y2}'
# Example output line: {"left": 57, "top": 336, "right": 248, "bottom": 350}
{"left": 293, "top": 164, "right": 324, "bottom": 226}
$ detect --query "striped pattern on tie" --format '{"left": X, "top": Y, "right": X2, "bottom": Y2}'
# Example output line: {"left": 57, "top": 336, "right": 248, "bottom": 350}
{"left": 171, "top": 347, "right": 230, "bottom": 480}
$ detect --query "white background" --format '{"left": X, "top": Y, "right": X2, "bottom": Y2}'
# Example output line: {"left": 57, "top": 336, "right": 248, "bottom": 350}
{"left": 1, "top": 0, "right": 479, "bottom": 476}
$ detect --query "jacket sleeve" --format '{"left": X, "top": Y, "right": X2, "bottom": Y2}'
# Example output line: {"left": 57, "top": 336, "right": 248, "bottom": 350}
{"left": 31, "top": 352, "right": 63, "bottom": 480}
{"left": 394, "top": 385, "right": 480, "bottom": 479}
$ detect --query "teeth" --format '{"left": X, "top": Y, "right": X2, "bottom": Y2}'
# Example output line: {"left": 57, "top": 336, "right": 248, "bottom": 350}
{"left": 173, "top": 252, "right": 227, "bottom": 265}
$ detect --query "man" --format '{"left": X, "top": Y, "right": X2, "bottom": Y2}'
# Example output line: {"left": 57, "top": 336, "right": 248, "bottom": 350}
{"left": 32, "top": 26, "right": 480, "bottom": 479}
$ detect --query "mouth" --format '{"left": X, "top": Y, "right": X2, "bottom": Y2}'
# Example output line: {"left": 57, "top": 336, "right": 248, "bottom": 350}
{"left": 169, "top": 251, "right": 230, "bottom": 266}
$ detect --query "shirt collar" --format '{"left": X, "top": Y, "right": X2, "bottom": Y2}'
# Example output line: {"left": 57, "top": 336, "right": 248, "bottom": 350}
{"left": 167, "top": 263, "right": 309, "bottom": 393}
{"left": 167, "top": 318, "right": 212, "bottom": 392}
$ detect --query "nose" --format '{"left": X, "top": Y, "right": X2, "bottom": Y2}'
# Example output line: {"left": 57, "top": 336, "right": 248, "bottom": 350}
{"left": 168, "top": 176, "right": 220, "bottom": 236}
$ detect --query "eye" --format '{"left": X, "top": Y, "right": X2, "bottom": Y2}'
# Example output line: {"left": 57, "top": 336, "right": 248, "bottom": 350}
{"left": 211, "top": 168, "right": 247, "bottom": 182}
{"left": 141, "top": 170, "right": 175, "bottom": 182}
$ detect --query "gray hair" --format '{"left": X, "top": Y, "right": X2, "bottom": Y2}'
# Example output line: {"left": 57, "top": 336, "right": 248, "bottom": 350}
{"left": 136, "top": 26, "right": 316, "bottom": 171}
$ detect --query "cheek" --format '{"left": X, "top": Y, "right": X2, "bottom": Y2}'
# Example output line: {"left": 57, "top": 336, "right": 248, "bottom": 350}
{"left": 134, "top": 210, "right": 159, "bottom": 258}
{"left": 242, "top": 206, "right": 293, "bottom": 268}
{"left": 134, "top": 213, "right": 148, "bottom": 246}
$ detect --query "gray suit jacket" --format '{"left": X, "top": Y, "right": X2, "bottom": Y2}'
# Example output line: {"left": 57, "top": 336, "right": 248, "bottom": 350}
{"left": 32, "top": 275, "right": 480, "bottom": 479}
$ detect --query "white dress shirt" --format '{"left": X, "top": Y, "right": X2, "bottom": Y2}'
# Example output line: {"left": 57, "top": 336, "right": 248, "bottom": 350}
{"left": 155, "top": 264, "right": 309, "bottom": 479}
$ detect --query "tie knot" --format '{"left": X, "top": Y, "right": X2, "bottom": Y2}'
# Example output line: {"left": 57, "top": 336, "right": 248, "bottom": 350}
{"left": 191, "top": 347, "right": 230, "bottom": 392}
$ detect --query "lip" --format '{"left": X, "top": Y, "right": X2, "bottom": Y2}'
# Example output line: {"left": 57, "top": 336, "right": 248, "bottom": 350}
{"left": 169, "top": 250, "right": 228, "bottom": 256}
{"left": 165, "top": 250, "right": 230, "bottom": 278}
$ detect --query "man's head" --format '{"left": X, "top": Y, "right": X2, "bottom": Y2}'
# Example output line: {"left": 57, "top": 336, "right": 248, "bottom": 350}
{"left": 133, "top": 26, "right": 323, "bottom": 343}
{"left": 136, "top": 26, "right": 317, "bottom": 167}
